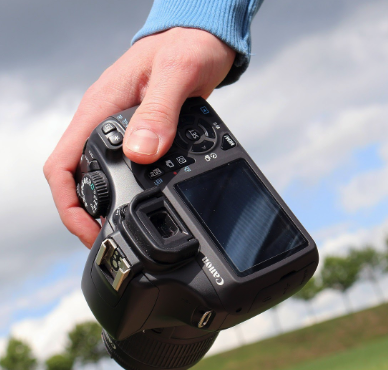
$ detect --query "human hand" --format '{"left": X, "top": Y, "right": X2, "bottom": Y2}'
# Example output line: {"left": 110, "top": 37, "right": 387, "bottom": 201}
{"left": 44, "top": 27, "right": 236, "bottom": 248}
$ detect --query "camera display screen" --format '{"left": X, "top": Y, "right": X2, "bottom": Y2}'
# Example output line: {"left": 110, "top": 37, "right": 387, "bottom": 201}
{"left": 175, "top": 159, "right": 308, "bottom": 276}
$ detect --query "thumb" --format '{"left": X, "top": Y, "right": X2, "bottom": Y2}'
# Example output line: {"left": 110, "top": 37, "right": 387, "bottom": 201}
{"left": 123, "top": 65, "right": 199, "bottom": 164}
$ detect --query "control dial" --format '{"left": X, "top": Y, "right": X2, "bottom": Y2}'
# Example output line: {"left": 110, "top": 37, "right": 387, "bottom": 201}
{"left": 79, "top": 171, "right": 110, "bottom": 218}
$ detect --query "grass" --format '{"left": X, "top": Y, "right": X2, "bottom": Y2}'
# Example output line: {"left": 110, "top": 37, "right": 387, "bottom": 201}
{"left": 282, "top": 336, "right": 388, "bottom": 370}
{"left": 193, "top": 303, "right": 388, "bottom": 370}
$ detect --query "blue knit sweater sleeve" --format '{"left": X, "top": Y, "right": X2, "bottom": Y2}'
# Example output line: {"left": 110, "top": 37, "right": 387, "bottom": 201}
{"left": 132, "top": 0, "right": 264, "bottom": 87}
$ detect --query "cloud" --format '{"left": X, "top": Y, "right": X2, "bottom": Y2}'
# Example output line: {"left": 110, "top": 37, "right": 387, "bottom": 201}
{"left": 263, "top": 105, "right": 388, "bottom": 189}
{"left": 340, "top": 142, "right": 388, "bottom": 212}
{"left": 1, "top": 0, "right": 387, "bottom": 365}
{"left": 209, "top": 0, "right": 388, "bottom": 190}
{"left": 0, "top": 76, "right": 85, "bottom": 291}
{"left": 2, "top": 0, "right": 386, "bottom": 294}
{"left": 316, "top": 216, "right": 388, "bottom": 260}
{"left": 1, "top": 218, "right": 387, "bottom": 363}
{"left": 0, "top": 272, "right": 81, "bottom": 332}
{"left": 0, "top": 1, "right": 153, "bottom": 101}
{"left": 340, "top": 166, "right": 388, "bottom": 212}
{"left": 3, "top": 290, "right": 94, "bottom": 360}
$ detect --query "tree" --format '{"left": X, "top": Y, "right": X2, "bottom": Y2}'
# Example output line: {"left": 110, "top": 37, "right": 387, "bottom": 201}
{"left": 0, "top": 338, "right": 37, "bottom": 370}
{"left": 384, "top": 238, "right": 388, "bottom": 273}
{"left": 349, "top": 246, "right": 386, "bottom": 302}
{"left": 66, "top": 321, "right": 107, "bottom": 367}
{"left": 45, "top": 354, "right": 73, "bottom": 370}
{"left": 321, "top": 255, "right": 361, "bottom": 313}
{"left": 293, "top": 277, "right": 322, "bottom": 320}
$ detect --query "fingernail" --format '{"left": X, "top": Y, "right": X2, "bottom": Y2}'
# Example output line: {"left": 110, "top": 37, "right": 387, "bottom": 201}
{"left": 126, "top": 129, "right": 159, "bottom": 155}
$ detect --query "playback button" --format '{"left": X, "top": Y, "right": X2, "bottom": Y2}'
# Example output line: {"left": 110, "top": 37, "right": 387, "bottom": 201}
{"left": 102, "top": 122, "right": 117, "bottom": 134}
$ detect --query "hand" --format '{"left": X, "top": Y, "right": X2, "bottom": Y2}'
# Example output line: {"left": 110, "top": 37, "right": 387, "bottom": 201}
{"left": 44, "top": 27, "right": 235, "bottom": 248}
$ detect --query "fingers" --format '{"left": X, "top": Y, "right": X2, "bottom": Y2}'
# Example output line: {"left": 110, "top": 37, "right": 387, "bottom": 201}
{"left": 52, "top": 60, "right": 148, "bottom": 171}
{"left": 44, "top": 27, "right": 236, "bottom": 248}
{"left": 122, "top": 29, "right": 236, "bottom": 165}
{"left": 44, "top": 56, "right": 147, "bottom": 248}
{"left": 122, "top": 54, "right": 199, "bottom": 164}
{"left": 46, "top": 169, "right": 101, "bottom": 248}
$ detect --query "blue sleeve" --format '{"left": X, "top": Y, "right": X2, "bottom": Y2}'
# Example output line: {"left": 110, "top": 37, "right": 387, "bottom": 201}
{"left": 132, "top": 0, "right": 264, "bottom": 87}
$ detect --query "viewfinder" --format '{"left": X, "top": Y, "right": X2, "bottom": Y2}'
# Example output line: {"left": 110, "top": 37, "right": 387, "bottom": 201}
{"left": 149, "top": 209, "right": 179, "bottom": 239}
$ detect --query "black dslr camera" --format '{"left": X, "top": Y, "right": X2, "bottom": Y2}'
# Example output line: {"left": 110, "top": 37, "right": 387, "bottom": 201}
{"left": 75, "top": 98, "right": 318, "bottom": 370}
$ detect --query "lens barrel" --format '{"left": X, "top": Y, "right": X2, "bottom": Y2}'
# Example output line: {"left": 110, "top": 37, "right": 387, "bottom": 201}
{"left": 102, "top": 327, "right": 218, "bottom": 370}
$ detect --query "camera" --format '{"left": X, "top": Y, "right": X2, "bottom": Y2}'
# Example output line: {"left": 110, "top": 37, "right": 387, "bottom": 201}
{"left": 75, "top": 97, "right": 319, "bottom": 370}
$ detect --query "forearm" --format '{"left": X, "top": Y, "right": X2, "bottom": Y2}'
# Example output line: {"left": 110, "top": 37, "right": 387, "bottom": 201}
{"left": 132, "top": 0, "right": 264, "bottom": 86}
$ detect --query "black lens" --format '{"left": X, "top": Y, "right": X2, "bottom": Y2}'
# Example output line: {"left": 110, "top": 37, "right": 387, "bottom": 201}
{"left": 102, "top": 326, "right": 218, "bottom": 370}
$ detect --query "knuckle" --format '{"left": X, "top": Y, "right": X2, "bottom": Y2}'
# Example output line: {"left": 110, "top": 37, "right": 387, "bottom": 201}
{"left": 82, "top": 73, "right": 138, "bottom": 112}
{"left": 155, "top": 50, "right": 204, "bottom": 92}
{"left": 157, "top": 51, "right": 201, "bottom": 77}
{"left": 83, "top": 75, "right": 114, "bottom": 102}
{"left": 83, "top": 81, "right": 100, "bottom": 100}
{"left": 82, "top": 81, "right": 105, "bottom": 106}
{"left": 43, "top": 157, "right": 54, "bottom": 181}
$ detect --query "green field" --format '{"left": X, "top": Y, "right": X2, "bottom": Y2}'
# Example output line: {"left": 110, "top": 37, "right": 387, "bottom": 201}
{"left": 282, "top": 336, "right": 388, "bottom": 370}
{"left": 193, "top": 303, "right": 388, "bottom": 370}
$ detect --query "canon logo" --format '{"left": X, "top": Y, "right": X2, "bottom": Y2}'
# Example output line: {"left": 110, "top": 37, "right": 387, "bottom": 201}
{"left": 202, "top": 257, "right": 224, "bottom": 285}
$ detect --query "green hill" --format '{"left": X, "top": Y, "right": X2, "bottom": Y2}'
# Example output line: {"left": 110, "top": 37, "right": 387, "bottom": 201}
{"left": 193, "top": 303, "right": 388, "bottom": 370}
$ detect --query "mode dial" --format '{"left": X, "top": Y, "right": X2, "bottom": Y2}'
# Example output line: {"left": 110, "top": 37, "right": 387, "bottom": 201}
{"left": 79, "top": 171, "right": 110, "bottom": 218}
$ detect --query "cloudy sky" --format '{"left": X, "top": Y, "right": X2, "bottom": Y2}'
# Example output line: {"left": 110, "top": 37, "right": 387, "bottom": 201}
{"left": 1, "top": 0, "right": 388, "bottom": 367}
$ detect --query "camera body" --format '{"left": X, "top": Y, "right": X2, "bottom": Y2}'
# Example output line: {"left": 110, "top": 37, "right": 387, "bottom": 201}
{"left": 76, "top": 98, "right": 318, "bottom": 370}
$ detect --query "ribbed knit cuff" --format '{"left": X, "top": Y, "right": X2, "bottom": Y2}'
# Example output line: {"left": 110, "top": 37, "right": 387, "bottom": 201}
{"left": 132, "top": 0, "right": 264, "bottom": 87}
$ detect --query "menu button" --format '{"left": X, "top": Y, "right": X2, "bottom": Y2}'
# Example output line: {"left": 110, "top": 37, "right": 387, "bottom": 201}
{"left": 221, "top": 134, "right": 236, "bottom": 150}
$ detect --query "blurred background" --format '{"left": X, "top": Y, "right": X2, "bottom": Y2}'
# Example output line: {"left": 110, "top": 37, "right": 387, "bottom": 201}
{"left": 1, "top": 0, "right": 388, "bottom": 369}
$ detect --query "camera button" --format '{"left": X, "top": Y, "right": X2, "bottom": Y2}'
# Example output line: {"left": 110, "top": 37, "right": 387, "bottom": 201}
{"left": 102, "top": 122, "right": 117, "bottom": 134}
{"left": 147, "top": 166, "right": 165, "bottom": 180}
{"left": 221, "top": 134, "right": 237, "bottom": 150}
{"left": 191, "top": 140, "right": 214, "bottom": 152}
{"left": 198, "top": 119, "right": 216, "bottom": 139}
{"left": 89, "top": 160, "right": 101, "bottom": 171}
{"left": 185, "top": 128, "right": 202, "bottom": 142}
{"left": 79, "top": 155, "right": 89, "bottom": 174}
{"left": 174, "top": 155, "right": 195, "bottom": 168}
{"left": 161, "top": 157, "right": 180, "bottom": 171}
{"left": 107, "top": 132, "right": 123, "bottom": 146}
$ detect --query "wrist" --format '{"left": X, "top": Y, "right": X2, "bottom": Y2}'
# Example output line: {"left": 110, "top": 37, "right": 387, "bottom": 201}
{"left": 132, "top": 0, "right": 264, "bottom": 86}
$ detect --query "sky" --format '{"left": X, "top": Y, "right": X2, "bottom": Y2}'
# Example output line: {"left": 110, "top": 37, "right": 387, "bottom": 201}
{"left": 1, "top": 0, "right": 388, "bottom": 368}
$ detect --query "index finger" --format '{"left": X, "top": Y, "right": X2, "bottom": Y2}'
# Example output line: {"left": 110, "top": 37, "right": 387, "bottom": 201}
{"left": 44, "top": 60, "right": 146, "bottom": 247}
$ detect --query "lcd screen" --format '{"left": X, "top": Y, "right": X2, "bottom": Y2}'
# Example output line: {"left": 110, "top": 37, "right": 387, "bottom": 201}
{"left": 175, "top": 159, "right": 307, "bottom": 275}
